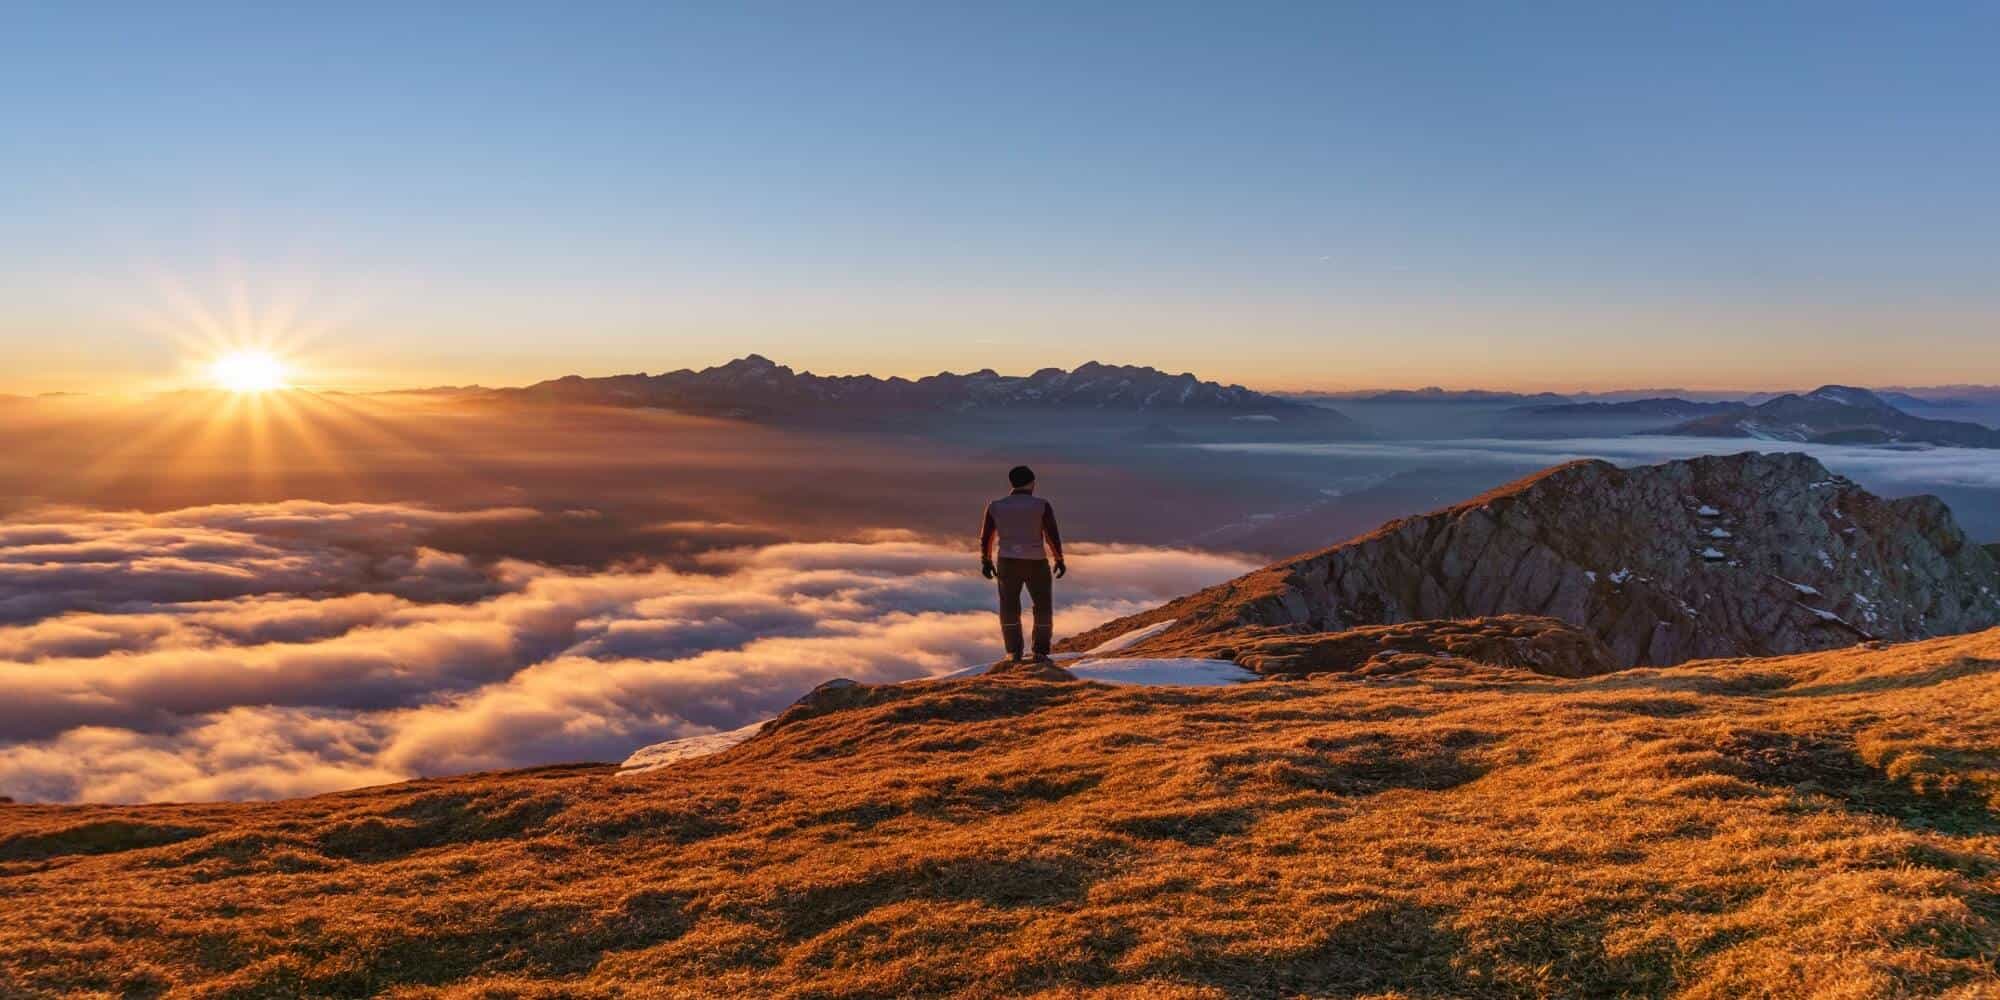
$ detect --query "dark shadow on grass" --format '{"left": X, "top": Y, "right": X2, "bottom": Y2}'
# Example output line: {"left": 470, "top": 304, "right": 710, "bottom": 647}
{"left": 1573, "top": 696, "right": 1705, "bottom": 717}
{"left": 1126, "top": 901, "right": 1480, "bottom": 997}
{"left": 1106, "top": 805, "right": 1255, "bottom": 846}
{"left": 1219, "top": 727, "right": 1499, "bottom": 797}
{"left": 0, "top": 820, "right": 207, "bottom": 862}
{"left": 1776, "top": 656, "right": 1998, "bottom": 699}
{"left": 778, "top": 853, "right": 1099, "bottom": 941}
{"left": 315, "top": 790, "right": 567, "bottom": 861}
{"left": 1724, "top": 730, "right": 2000, "bottom": 836}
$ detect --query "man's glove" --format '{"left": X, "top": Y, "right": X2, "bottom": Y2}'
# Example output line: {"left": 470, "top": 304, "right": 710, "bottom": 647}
{"left": 981, "top": 560, "right": 996, "bottom": 580}
{"left": 1053, "top": 559, "right": 1067, "bottom": 579}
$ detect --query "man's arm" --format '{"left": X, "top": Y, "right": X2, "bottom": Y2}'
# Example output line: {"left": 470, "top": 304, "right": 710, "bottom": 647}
{"left": 978, "top": 504, "right": 997, "bottom": 575}
{"left": 1041, "top": 501, "right": 1065, "bottom": 576}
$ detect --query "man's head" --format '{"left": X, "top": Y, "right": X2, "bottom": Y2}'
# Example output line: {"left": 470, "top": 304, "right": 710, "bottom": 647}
{"left": 1008, "top": 465, "right": 1036, "bottom": 491}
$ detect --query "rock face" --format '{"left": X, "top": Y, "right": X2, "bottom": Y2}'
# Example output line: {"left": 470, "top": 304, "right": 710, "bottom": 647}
{"left": 1063, "top": 452, "right": 2000, "bottom": 667}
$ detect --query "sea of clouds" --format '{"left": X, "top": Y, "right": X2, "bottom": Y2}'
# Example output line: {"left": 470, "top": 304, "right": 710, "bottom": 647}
{"left": 0, "top": 502, "right": 1255, "bottom": 803}
{"left": 1193, "top": 437, "right": 2000, "bottom": 490}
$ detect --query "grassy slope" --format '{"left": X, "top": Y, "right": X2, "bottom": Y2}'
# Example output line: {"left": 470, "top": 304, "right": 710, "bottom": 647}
{"left": 5, "top": 632, "right": 2000, "bottom": 999}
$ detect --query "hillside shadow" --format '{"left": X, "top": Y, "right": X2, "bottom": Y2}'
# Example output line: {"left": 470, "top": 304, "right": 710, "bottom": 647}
{"left": 0, "top": 820, "right": 207, "bottom": 862}
{"left": 1252, "top": 728, "right": 1499, "bottom": 797}
{"left": 315, "top": 790, "right": 566, "bottom": 861}
{"left": 266, "top": 888, "right": 698, "bottom": 997}
{"left": 1107, "top": 805, "right": 1256, "bottom": 846}
{"left": 1122, "top": 901, "right": 1490, "bottom": 997}
{"left": 777, "top": 853, "right": 1100, "bottom": 941}
{"left": 1723, "top": 731, "right": 2000, "bottom": 836}
{"left": 1774, "top": 656, "right": 1998, "bottom": 700}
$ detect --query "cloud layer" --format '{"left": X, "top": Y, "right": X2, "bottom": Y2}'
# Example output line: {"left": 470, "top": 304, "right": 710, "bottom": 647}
{"left": 0, "top": 503, "right": 1254, "bottom": 803}
{"left": 1196, "top": 436, "right": 2000, "bottom": 490}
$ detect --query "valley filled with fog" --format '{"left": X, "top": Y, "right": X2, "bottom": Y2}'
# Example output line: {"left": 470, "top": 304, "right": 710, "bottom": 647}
{"left": 4, "top": 392, "right": 1999, "bottom": 802}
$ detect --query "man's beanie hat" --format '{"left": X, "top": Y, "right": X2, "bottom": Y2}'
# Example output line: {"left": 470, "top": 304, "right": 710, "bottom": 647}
{"left": 1008, "top": 465, "right": 1036, "bottom": 489}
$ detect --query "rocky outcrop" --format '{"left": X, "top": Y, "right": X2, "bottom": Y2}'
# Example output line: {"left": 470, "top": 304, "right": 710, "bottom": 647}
{"left": 982, "top": 658, "right": 1079, "bottom": 681}
{"left": 1119, "top": 615, "right": 1614, "bottom": 679}
{"left": 1062, "top": 452, "right": 2000, "bottom": 668}
{"left": 762, "top": 678, "right": 870, "bottom": 733}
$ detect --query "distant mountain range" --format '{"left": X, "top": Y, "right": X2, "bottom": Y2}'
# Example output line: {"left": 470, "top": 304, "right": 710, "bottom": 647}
{"left": 1492, "top": 384, "right": 2000, "bottom": 448}
{"left": 503, "top": 355, "right": 1354, "bottom": 428}
{"left": 1514, "top": 397, "right": 1746, "bottom": 420}
{"left": 1288, "top": 387, "right": 1572, "bottom": 405}
{"left": 1879, "top": 385, "right": 2000, "bottom": 408}
{"left": 1290, "top": 384, "right": 2000, "bottom": 409}
{"left": 1666, "top": 385, "right": 2000, "bottom": 448}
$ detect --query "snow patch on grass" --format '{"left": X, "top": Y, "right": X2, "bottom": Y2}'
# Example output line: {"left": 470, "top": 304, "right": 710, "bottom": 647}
{"left": 1085, "top": 619, "right": 1179, "bottom": 655}
{"left": 1067, "top": 657, "right": 1257, "bottom": 687}
{"left": 618, "top": 721, "right": 767, "bottom": 773}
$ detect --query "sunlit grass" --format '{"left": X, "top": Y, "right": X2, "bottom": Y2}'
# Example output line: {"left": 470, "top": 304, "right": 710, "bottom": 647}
{"left": 3, "top": 628, "right": 1998, "bottom": 997}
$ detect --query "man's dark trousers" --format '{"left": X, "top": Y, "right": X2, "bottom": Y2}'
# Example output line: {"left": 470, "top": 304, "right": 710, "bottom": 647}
{"left": 996, "top": 557, "right": 1053, "bottom": 659}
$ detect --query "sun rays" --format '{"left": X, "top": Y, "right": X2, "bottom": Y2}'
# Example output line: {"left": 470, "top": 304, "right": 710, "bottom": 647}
{"left": 34, "top": 267, "right": 485, "bottom": 499}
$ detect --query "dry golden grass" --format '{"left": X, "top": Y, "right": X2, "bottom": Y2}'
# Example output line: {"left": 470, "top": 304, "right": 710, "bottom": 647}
{"left": 5, "top": 629, "right": 2000, "bottom": 999}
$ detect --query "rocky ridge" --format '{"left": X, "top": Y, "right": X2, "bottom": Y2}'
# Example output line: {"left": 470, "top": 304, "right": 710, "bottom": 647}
{"left": 1063, "top": 452, "right": 2000, "bottom": 667}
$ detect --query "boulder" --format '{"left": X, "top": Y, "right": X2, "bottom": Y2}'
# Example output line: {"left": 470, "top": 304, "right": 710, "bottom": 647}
{"left": 982, "top": 658, "right": 1079, "bottom": 681}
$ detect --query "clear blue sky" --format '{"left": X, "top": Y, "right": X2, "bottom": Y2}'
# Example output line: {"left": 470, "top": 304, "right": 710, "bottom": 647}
{"left": 4, "top": 2, "right": 1997, "bottom": 393}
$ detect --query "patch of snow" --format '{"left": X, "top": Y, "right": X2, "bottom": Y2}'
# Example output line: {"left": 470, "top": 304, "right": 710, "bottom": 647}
{"left": 1708, "top": 527, "right": 1732, "bottom": 539}
{"left": 1699, "top": 547, "right": 1726, "bottom": 560}
{"left": 1085, "top": 618, "right": 1179, "bottom": 655}
{"left": 1584, "top": 570, "right": 1598, "bottom": 583}
{"left": 619, "top": 721, "right": 767, "bottom": 774}
{"left": 1816, "top": 549, "right": 1835, "bottom": 570}
{"left": 1778, "top": 578, "right": 1822, "bottom": 597}
{"left": 1609, "top": 568, "right": 1633, "bottom": 584}
{"left": 1067, "top": 657, "right": 1257, "bottom": 687}
{"left": 1696, "top": 505, "right": 1721, "bottom": 517}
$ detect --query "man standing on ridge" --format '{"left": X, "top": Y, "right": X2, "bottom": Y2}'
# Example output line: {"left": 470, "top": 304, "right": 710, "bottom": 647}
{"left": 979, "top": 465, "right": 1066, "bottom": 663}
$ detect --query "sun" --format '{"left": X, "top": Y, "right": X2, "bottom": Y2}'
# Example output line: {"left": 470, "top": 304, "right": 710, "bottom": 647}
{"left": 208, "top": 350, "right": 291, "bottom": 393}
